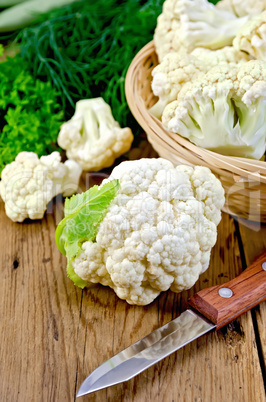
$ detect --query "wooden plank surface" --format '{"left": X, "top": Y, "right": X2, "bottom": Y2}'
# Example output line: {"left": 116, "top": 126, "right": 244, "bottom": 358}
{"left": 0, "top": 142, "right": 265, "bottom": 402}
{"left": 237, "top": 220, "right": 266, "bottom": 371}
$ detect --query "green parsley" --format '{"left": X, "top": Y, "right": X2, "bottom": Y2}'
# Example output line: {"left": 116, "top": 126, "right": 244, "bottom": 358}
{"left": 0, "top": 56, "right": 63, "bottom": 172}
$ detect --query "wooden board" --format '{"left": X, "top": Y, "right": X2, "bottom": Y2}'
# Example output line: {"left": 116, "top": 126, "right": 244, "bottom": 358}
{"left": 0, "top": 142, "right": 265, "bottom": 401}
{"left": 237, "top": 220, "right": 266, "bottom": 371}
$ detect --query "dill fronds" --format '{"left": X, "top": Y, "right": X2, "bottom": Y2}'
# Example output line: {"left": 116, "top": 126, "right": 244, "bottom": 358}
{"left": 15, "top": 0, "right": 164, "bottom": 132}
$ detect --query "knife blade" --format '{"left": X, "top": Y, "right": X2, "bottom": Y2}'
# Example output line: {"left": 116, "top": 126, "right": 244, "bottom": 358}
{"left": 77, "top": 251, "right": 266, "bottom": 397}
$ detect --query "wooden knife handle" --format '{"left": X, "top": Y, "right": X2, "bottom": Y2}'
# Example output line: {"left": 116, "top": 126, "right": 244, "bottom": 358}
{"left": 188, "top": 251, "right": 266, "bottom": 330}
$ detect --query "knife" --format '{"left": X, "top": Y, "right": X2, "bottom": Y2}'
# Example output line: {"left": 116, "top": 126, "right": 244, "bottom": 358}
{"left": 76, "top": 251, "right": 266, "bottom": 397}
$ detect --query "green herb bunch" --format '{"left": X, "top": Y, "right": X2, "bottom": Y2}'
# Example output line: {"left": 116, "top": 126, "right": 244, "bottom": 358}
{"left": 14, "top": 0, "right": 164, "bottom": 132}
{"left": 0, "top": 56, "right": 63, "bottom": 172}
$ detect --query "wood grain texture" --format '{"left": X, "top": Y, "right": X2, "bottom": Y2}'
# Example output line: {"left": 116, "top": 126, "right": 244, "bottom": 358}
{"left": 236, "top": 219, "right": 266, "bottom": 376}
{"left": 0, "top": 154, "right": 265, "bottom": 402}
{"left": 189, "top": 251, "right": 266, "bottom": 329}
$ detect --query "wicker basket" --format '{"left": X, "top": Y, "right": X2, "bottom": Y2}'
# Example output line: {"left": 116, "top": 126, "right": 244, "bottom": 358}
{"left": 125, "top": 41, "right": 266, "bottom": 223}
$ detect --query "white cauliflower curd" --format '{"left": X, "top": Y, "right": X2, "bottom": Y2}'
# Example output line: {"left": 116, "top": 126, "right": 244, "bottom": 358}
{"left": 57, "top": 98, "right": 134, "bottom": 172}
{"left": 151, "top": 0, "right": 266, "bottom": 160}
{"left": 150, "top": 47, "right": 249, "bottom": 118}
{"left": 154, "top": 0, "right": 249, "bottom": 62}
{"left": 233, "top": 11, "right": 266, "bottom": 61}
{"left": 162, "top": 60, "right": 266, "bottom": 159}
{"left": 68, "top": 158, "right": 224, "bottom": 305}
{"left": 0, "top": 151, "right": 82, "bottom": 222}
{"left": 217, "top": 0, "right": 266, "bottom": 18}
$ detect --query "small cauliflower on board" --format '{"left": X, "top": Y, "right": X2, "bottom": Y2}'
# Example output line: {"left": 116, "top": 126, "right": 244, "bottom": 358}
{"left": 0, "top": 151, "right": 82, "bottom": 222}
{"left": 57, "top": 98, "right": 134, "bottom": 172}
{"left": 55, "top": 158, "right": 224, "bottom": 305}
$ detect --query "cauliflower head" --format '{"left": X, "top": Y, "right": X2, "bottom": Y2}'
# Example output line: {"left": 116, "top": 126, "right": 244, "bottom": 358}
{"left": 150, "top": 47, "right": 249, "bottom": 119}
{"left": 57, "top": 98, "right": 134, "bottom": 172}
{"left": 61, "top": 158, "right": 225, "bottom": 305}
{"left": 0, "top": 151, "right": 82, "bottom": 222}
{"left": 162, "top": 60, "right": 266, "bottom": 159}
{"left": 217, "top": 0, "right": 266, "bottom": 17}
{"left": 233, "top": 11, "right": 266, "bottom": 61}
{"left": 154, "top": 0, "right": 249, "bottom": 62}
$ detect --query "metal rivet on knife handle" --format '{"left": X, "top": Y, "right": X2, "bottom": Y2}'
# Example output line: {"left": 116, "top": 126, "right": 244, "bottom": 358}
{"left": 218, "top": 288, "right": 233, "bottom": 298}
{"left": 188, "top": 250, "right": 266, "bottom": 330}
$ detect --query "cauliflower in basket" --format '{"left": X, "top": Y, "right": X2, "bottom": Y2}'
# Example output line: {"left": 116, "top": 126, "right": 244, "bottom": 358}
{"left": 150, "top": 52, "right": 207, "bottom": 118}
{"left": 0, "top": 151, "right": 82, "bottom": 222}
{"left": 56, "top": 158, "right": 225, "bottom": 305}
{"left": 150, "top": 47, "right": 249, "bottom": 118}
{"left": 217, "top": 0, "right": 266, "bottom": 17}
{"left": 233, "top": 11, "right": 266, "bottom": 61}
{"left": 154, "top": 0, "right": 249, "bottom": 61}
{"left": 162, "top": 60, "right": 266, "bottom": 159}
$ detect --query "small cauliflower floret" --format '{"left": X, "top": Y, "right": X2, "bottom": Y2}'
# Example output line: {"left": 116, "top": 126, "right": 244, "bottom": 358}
{"left": 154, "top": 9, "right": 186, "bottom": 62}
{"left": 57, "top": 98, "right": 134, "bottom": 172}
{"left": 0, "top": 151, "right": 82, "bottom": 222}
{"left": 233, "top": 11, "right": 266, "bottom": 61}
{"left": 154, "top": 0, "right": 249, "bottom": 62}
{"left": 162, "top": 61, "right": 266, "bottom": 159}
{"left": 72, "top": 158, "right": 224, "bottom": 305}
{"left": 217, "top": 0, "right": 266, "bottom": 17}
{"left": 150, "top": 52, "right": 207, "bottom": 118}
{"left": 72, "top": 242, "right": 112, "bottom": 287}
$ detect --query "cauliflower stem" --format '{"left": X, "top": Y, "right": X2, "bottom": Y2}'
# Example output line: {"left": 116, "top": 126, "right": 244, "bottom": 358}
{"left": 166, "top": 92, "right": 266, "bottom": 158}
{"left": 154, "top": 0, "right": 250, "bottom": 61}
{"left": 178, "top": 0, "right": 249, "bottom": 50}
